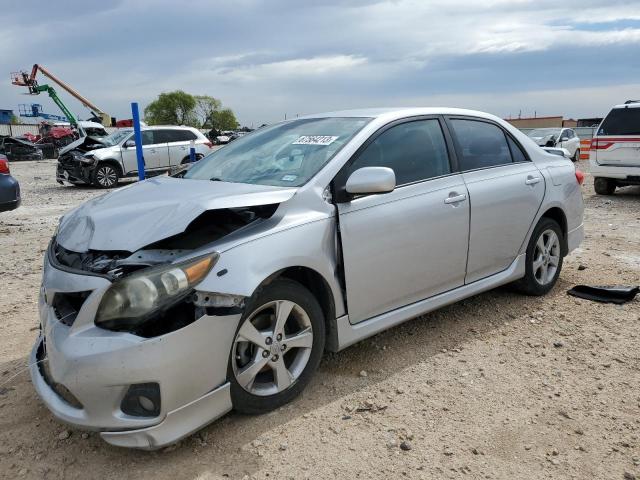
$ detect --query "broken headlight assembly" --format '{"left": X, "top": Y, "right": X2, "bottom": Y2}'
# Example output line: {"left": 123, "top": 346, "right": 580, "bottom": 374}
{"left": 80, "top": 154, "right": 97, "bottom": 165}
{"left": 95, "top": 253, "right": 218, "bottom": 331}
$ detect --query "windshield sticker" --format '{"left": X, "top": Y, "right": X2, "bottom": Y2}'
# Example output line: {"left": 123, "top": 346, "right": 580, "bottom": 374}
{"left": 281, "top": 174, "right": 298, "bottom": 182}
{"left": 292, "top": 135, "right": 338, "bottom": 146}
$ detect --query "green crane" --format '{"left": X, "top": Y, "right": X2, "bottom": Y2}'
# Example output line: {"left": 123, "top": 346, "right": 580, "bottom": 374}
{"left": 30, "top": 84, "right": 78, "bottom": 127}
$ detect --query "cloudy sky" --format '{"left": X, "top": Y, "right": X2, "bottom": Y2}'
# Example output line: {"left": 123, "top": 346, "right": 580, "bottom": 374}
{"left": 1, "top": 0, "right": 639, "bottom": 126}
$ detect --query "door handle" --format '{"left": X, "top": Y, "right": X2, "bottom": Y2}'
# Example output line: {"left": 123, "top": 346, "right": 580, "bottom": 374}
{"left": 525, "top": 176, "right": 541, "bottom": 185}
{"left": 444, "top": 193, "right": 467, "bottom": 205}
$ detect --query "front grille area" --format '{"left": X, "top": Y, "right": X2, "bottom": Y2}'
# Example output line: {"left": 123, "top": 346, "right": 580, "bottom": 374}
{"left": 52, "top": 291, "right": 91, "bottom": 326}
{"left": 36, "top": 339, "right": 83, "bottom": 409}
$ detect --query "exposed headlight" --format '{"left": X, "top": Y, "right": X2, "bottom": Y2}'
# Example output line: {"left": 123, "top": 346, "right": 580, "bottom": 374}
{"left": 80, "top": 154, "right": 97, "bottom": 165}
{"left": 95, "top": 253, "right": 218, "bottom": 330}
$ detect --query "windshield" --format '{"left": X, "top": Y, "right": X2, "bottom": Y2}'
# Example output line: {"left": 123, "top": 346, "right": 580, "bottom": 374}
{"left": 184, "top": 117, "right": 371, "bottom": 187}
{"left": 528, "top": 128, "right": 560, "bottom": 137}
{"left": 101, "top": 129, "right": 132, "bottom": 147}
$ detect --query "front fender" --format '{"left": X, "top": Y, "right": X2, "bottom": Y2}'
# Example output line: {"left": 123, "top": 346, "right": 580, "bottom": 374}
{"left": 196, "top": 218, "right": 346, "bottom": 318}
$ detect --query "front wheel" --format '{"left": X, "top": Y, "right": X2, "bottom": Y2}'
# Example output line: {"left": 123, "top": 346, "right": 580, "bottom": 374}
{"left": 229, "top": 279, "right": 325, "bottom": 414}
{"left": 92, "top": 163, "right": 119, "bottom": 188}
{"left": 514, "top": 218, "right": 564, "bottom": 296}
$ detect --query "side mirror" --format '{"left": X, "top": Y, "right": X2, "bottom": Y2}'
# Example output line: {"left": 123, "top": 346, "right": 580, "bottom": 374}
{"left": 124, "top": 140, "right": 136, "bottom": 148}
{"left": 345, "top": 167, "right": 396, "bottom": 196}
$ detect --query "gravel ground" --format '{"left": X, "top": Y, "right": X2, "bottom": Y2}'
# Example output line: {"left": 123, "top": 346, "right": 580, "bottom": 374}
{"left": 0, "top": 159, "right": 639, "bottom": 480}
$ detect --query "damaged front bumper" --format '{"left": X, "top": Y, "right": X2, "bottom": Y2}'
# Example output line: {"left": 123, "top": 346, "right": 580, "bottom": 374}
{"left": 56, "top": 154, "right": 94, "bottom": 185}
{"left": 30, "top": 250, "right": 242, "bottom": 449}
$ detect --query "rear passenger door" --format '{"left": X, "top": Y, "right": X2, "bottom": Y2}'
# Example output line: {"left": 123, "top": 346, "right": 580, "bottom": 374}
{"left": 165, "top": 129, "right": 198, "bottom": 166}
{"left": 446, "top": 117, "right": 545, "bottom": 284}
{"left": 336, "top": 117, "right": 470, "bottom": 323}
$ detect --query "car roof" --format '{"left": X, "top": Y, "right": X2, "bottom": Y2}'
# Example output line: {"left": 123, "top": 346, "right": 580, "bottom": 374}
{"left": 297, "top": 107, "right": 506, "bottom": 123}
{"left": 141, "top": 125, "right": 197, "bottom": 130}
{"left": 611, "top": 102, "right": 640, "bottom": 109}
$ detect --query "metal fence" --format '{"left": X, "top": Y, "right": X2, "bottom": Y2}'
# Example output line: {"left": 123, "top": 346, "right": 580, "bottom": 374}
{"left": 0, "top": 124, "right": 41, "bottom": 137}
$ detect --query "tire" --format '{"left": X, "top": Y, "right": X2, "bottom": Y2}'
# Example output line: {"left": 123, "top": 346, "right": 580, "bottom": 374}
{"left": 181, "top": 154, "right": 203, "bottom": 165}
{"left": 92, "top": 163, "right": 120, "bottom": 188}
{"left": 229, "top": 279, "right": 325, "bottom": 414}
{"left": 514, "top": 218, "right": 564, "bottom": 296}
{"left": 572, "top": 148, "right": 580, "bottom": 162}
{"left": 594, "top": 177, "right": 616, "bottom": 195}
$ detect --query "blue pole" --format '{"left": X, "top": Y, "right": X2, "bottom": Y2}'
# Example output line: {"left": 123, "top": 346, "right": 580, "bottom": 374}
{"left": 189, "top": 139, "right": 196, "bottom": 163}
{"left": 131, "top": 102, "right": 145, "bottom": 180}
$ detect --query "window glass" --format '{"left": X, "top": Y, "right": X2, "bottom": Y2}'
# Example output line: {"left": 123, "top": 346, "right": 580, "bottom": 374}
{"left": 450, "top": 119, "right": 512, "bottom": 170}
{"left": 598, "top": 108, "right": 640, "bottom": 136}
{"left": 507, "top": 136, "right": 527, "bottom": 163}
{"left": 185, "top": 117, "right": 370, "bottom": 187}
{"left": 348, "top": 119, "right": 450, "bottom": 185}
{"left": 141, "top": 131, "right": 155, "bottom": 146}
{"left": 159, "top": 129, "right": 197, "bottom": 143}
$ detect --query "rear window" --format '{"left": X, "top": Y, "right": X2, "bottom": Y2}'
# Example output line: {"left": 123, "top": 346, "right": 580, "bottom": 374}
{"left": 598, "top": 108, "right": 640, "bottom": 136}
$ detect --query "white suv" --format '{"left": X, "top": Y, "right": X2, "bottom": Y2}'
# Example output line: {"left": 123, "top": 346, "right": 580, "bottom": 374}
{"left": 57, "top": 126, "right": 213, "bottom": 188}
{"left": 590, "top": 100, "right": 640, "bottom": 195}
{"left": 527, "top": 127, "right": 581, "bottom": 161}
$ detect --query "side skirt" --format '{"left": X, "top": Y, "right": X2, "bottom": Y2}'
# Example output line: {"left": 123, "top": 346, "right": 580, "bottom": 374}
{"left": 335, "top": 254, "right": 526, "bottom": 351}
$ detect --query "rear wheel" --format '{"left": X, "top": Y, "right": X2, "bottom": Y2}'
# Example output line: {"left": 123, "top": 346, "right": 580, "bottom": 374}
{"left": 92, "top": 163, "right": 119, "bottom": 188}
{"left": 594, "top": 177, "right": 616, "bottom": 195}
{"left": 229, "top": 279, "right": 325, "bottom": 414}
{"left": 514, "top": 218, "right": 564, "bottom": 296}
{"left": 572, "top": 148, "right": 580, "bottom": 162}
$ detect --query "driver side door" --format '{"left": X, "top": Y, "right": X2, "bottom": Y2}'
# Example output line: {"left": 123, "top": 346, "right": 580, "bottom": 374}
{"left": 335, "top": 117, "right": 470, "bottom": 324}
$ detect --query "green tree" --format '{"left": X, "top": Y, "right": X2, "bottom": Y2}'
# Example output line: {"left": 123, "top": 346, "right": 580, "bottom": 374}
{"left": 10, "top": 114, "right": 21, "bottom": 125}
{"left": 194, "top": 95, "right": 222, "bottom": 128}
{"left": 144, "top": 90, "right": 197, "bottom": 126}
{"left": 210, "top": 108, "right": 239, "bottom": 131}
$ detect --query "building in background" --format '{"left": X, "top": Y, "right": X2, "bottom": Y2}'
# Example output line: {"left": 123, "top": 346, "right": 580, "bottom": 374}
{"left": 505, "top": 116, "right": 577, "bottom": 128}
{"left": 0, "top": 109, "right": 14, "bottom": 125}
{"left": 576, "top": 117, "right": 603, "bottom": 128}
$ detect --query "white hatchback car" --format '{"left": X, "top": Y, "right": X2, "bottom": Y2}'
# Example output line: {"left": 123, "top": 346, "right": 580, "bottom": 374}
{"left": 57, "top": 126, "right": 213, "bottom": 188}
{"left": 590, "top": 100, "right": 640, "bottom": 195}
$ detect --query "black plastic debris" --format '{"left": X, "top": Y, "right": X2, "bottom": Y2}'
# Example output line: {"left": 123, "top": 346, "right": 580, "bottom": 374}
{"left": 567, "top": 285, "right": 640, "bottom": 304}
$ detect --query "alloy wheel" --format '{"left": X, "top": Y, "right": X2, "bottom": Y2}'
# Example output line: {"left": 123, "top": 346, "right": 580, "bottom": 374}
{"left": 533, "top": 229, "right": 560, "bottom": 285}
{"left": 232, "top": 300, "right": 313, "bottom": 396}
{"left": 96, "top": 166, "right": 117, "bottom": 187}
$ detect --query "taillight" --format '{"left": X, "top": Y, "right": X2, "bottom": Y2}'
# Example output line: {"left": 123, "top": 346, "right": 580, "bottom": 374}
{"left": 204, "top": 141, "right": 213, "bottom": 149}
{"left": 575, "top": 169, "right": 585, "bottom": 185}
{"left": 590, "top": 138, "right": 613, "bottom": 150}
{"left": 0, "top": 159, "right": 9, "bottom": 174}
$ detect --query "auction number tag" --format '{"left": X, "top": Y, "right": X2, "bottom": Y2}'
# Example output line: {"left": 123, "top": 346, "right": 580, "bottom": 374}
{"left": 292, "top": 135, "right": 338, "bottom": 146}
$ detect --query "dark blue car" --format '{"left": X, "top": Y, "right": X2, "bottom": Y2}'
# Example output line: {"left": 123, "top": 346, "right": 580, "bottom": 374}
{"left": 0, "top": 154, "right": 20, "bottom": 212}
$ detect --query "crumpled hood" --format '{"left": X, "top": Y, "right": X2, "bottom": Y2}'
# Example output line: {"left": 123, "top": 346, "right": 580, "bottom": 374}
{"left": 530, "top": 134, "right": 555, "bottom": 146}
{"left": 57, "top": 177, "right": 297, "bottom": 253}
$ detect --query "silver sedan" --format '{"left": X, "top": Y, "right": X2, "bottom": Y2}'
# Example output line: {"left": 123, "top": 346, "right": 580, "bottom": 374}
{"left": 32, "top": 108, "right": 584, "bottom": 449}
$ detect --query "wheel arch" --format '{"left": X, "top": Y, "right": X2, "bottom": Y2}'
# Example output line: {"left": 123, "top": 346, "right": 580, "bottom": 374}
{"left": 257, "top": 266, "right": 339, "bottom": 352}
{"left": 539, "top": 206, "right": 568, "bottom": 255}
{"left": 97, "top": 158, "right": 123, "bottom": 176}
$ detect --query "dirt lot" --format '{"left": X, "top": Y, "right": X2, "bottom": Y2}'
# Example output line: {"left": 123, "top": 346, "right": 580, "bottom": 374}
{"left": 0, "top": 159, "right": 638, "bottom": 480}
